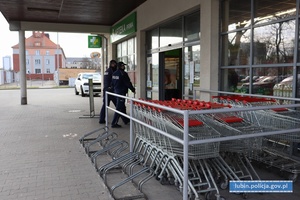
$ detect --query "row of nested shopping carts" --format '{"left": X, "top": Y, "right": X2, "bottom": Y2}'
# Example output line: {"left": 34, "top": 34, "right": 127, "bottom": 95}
{"left": 79, "top": 96, "right": 300, "bottom": 200}
{"left": 212, "top": 95, "right": 300, "bottom": 181}
{"left": 130, "top": 97, "right": 300, "bottom": 200}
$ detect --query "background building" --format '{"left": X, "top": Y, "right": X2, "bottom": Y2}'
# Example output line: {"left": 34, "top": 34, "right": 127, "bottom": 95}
{"left": 12, "top": 31, "right": 66, "bottom": 81}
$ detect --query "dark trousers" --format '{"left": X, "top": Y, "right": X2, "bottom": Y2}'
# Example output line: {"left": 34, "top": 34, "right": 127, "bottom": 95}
{"left": 99, "top": 90, "right": 116, "bottom": 122}
{"left": 111, "top": 94, "right": 129, "bottom": 125}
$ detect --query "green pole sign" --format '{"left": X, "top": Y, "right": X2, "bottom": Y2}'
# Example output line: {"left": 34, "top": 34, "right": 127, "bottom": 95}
{"left": 111, "top": 12, "right": 137, "bottom": 43}
{"left": 88, "top": 35, "right": 102, "bottom": 48}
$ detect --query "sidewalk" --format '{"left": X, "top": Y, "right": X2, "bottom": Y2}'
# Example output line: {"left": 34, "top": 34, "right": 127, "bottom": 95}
{"left": 0, "top": 88, "right": 299, "bottom": 200}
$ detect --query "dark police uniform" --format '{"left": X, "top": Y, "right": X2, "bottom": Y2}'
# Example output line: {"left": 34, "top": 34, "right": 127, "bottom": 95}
{"left": 111, "top": 63, "right": 135, "bottom": 127}
{"left": 99, "top": 61, "right": 117, "bottom": 123}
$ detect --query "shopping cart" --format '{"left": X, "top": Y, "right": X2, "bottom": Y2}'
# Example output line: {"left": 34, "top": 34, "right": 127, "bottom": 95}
{"left": 128, "top": 100, "right": 225, "bottom": 200}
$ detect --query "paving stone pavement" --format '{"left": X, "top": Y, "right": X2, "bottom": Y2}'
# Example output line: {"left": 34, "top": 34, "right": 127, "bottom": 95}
{"left": 0, "top": 88, "right": 299, "bottom": 200}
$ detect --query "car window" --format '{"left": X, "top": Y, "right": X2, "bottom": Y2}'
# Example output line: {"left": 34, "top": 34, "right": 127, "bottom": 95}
{"left": 82, "top": 73, "right": 101, "bottom": 79}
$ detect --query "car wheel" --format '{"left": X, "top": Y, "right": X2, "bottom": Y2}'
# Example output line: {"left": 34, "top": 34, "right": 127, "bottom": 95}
{"left": 81, "top": 86, "right": 85, "bottom": 97}
{"left": 75, "top": 87, "right": 79, "bottom": 95}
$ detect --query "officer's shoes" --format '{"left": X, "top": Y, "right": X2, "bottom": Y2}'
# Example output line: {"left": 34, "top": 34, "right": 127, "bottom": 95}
{"left": 124, "top": 120, "right": 130, "bottom": 125}
{"left": 99, "top": 120, "right": 106, "bottom": 124}
{"left": 111, "top": 124, "right": 122, "bottom": 128}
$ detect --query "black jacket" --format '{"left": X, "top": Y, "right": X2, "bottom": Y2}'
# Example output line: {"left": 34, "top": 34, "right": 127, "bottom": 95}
{"left": 103, "top": 67, "right": 116, "bottom": 91}
{"left": 111, "top": 69, "right": 135, "bottom": 95}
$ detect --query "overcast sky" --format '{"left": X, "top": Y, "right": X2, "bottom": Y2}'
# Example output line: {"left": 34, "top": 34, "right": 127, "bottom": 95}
{"left": 0, "top": 12, "right": 101, "bottom": 67}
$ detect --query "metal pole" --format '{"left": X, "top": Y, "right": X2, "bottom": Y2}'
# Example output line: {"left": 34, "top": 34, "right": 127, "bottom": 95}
{"left": 183, "top": 110, "right": 189, "bottom": 200}
{"left": 105, "top": 90, "right": 109, "bottom": 129}
{"left": 88, "top": 78, "right": 95, "bottom": 117}
{"left": 129, "top": 99, "right": 134, "bottom": 152}
{"left": 19, "top": 30, "right": 27, "bottom": 105}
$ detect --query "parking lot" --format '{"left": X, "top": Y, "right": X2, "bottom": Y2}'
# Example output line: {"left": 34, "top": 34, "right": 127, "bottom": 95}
{"left": 0, "top": 88, "right": 299, "bottom": 200}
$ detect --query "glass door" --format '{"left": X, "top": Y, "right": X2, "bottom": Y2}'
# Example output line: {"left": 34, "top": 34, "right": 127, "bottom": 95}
{"left": 160, "top": 49, "right": 182, "bottom": 100}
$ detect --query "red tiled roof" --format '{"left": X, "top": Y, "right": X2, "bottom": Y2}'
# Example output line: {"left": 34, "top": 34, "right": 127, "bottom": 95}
{"left": 12, "top": 31, "right": 60, "bottom": 49}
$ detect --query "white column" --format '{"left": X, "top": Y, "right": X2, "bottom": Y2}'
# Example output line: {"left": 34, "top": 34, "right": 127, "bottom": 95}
{"left": 136, "top": 31, "right": 146, "bottom": 99}
{"left": 199, "top": 0, "right": 219, "bottom": 101}
{"left": 19, "top": 30, "right": 27, "bottom": 105}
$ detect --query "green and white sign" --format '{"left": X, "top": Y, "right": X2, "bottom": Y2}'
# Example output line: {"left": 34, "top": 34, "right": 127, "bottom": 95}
{"left": 111, "top": 12, "right": 137, "bottom": 43}
{"left": 88, "top": 35, "right": 102, "bottom": 48}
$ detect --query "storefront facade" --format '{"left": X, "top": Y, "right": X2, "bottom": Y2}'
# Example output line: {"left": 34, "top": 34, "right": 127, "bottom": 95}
{"left": 109, "top": 0, "right": 299, "bottom": 102}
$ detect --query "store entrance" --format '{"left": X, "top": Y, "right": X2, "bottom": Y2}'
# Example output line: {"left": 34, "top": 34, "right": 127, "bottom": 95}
{"left": 160, "top": 49, "right": 182, "bottom": 100}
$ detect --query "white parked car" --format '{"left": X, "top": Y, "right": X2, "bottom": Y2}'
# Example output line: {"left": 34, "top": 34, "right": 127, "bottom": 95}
{"left": 75, "top": 72, "right": 101, "bottom": 97}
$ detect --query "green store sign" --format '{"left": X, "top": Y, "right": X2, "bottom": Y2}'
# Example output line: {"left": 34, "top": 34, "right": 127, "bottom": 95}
{"left": 111, "top": 12, "right": 137, "bottom": 43}
{"left": 88, "top": 35, "right": 102, "bottom": 48}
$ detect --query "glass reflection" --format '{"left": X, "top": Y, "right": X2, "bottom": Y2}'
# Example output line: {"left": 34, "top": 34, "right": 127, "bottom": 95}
{"left": 239, "top": 67, "right": 292, "bottom": 95}
{"left": 221, "top": 0, "right": 251, "bottom": 32}
{"left": 146, "top": 28, "right": 159, "bottom": 50}
{"left": 221, "top": 68, "right": 249, "bottom": 93}
{"left": 253, "top": 21, "right": 295, "bottom": 64}
{"left": 184, "top": 45, "right": 200, "bottom": 97}
{"left": 221, "top": 31, "right": 251, "bottom": 66}
{"left": 253, "top": 0, "right": 296, "bottom": 25}
{"left": 160, "top": 19, "right": 182, "bottom": 47}
{"left": 184, "top": 11, "right": 200, "bottom": 42}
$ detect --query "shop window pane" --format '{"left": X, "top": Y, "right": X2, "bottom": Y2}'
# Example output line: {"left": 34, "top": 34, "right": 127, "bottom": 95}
{"left": 127, "top": 55, "right": 135, "bottom": 71}
{"left": 146, "top": 53, "right": 159, "bottom": 100}
{"left": 117, "top": 44, "right": 122, "bottom": 58}
{"left": 160, "top": 19, "right": 183, "bottom": 47}
{"left": 221, "top": 0, "right": 251, "bottom": 32}
{"left": 122, "top": 41, "right": 127, "bottom": 56}
{"left": 184, "top": 45, "right": 200, "bottom": 97}
{"left": 184, "top": 11, "right": 200, "bottom": 42}
{"left": 128, "top": 38, "right": 134, "bottom": 54}
{"left": 253, "top": 20, "right": 295, "bottom": 64}
{"left": 221, "top": 68, "right": 249, "bottom": 93}
{"left": 253, "top": 0, "right": 296, "bottom": 25}
{"left": 239, "top": 67, "right": 292, "bottom": 95}
{"left": 146, "top": 28, "right": 159, "bottom": 50}
{"left": 221, "top": 31, "right": 251, "bottom": 66}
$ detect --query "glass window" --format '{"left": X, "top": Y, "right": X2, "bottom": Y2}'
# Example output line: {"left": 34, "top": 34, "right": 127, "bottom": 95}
{"left": 221, "top": 31, "right": 251, "bottom": 66}
{"left": 46, "top": 59, "right": 50, "bottom": 65}
{"left": 221, "top": 0, "right": 251, "bottom": 32}
{"left": 253, "top": 20, "right": 295, "bottom": 64}
{"left": 46, "top": 68, "right": 50, "bottom": 73}
{"left": 35, "top": 69, "right": 41, "bottom": 74}
{"left": 122, "top": 41, "right": 127, "bottom": 56}
{"left": 146, "top": 28, "right": 159, "bottom": 50}
{"left": 128, "top": 38, "right": 134, "bottom": 54}
{"left": 253, "top": 0, "right": 296, "bottom": 25}
{"left": 184, "top": 11, "right": 200, "bottom": 42}
{"left": 117, "top": 43, "right": 122, "bottom": 57}
{"left": 36, "top": 50, "right": 40, "bottom": 55}
{"left": 146, "top": 53, "right": 159, "bottom": 100}
{"left": 160, "top": 19, "right": 183, "bottom": 47}
{"left": 184, "top": 45, "right": 201, "bottom": 97}
{"left": 46, "top": 51, "right": 50, "bottom": 55}
{"left": 26, "top": 50, "right": 28, "bottom": 55}
{"left": 239, "top": 67, "right": 293, "bottom": 95}
{"left": 221, "top": 68, "right": 249, "bottom": 93}
{"left": 26, "top": 59, "right": 29, "bottom": 65}
{"left": 35, "top": 59, "right": 41, "bottom": 65}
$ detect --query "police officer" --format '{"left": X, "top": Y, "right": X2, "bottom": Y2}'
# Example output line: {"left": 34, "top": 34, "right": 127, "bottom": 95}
{"left": 99, "top": 60, "right": 117, "bottom": 124}
{"left": 111, "top": 62, "right": 135, "bottom": 128}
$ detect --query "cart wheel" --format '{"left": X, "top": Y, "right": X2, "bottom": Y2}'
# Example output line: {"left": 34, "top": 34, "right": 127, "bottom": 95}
{"left": 159, "top": 176, "right": 169, "bottom": 185}
{"left": 205, "top": 191, "right": 212, "bottom": 200}
{"left": 242, "top": 193, "right": 248, "bottom": 199}
{"left": 217, "top": 196, "right": 226, "bottom": 200}
{"left": 288, "top": 173, "right": 298, "bottom": 182}
{"left": 220, "top": 181, "right": 228, "bottom": 190}
{"left": 205, "top": 191, "right": 220, "bottom": 200}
